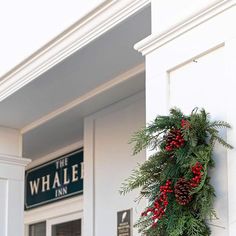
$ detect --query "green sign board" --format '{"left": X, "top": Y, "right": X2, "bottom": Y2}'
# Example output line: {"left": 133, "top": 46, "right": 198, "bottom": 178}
{"left": 25, "top": 149, "right": 83, "bottom": 210}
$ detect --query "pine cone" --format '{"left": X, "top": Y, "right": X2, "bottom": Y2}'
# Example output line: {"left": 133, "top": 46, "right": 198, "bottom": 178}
{"left": 174, "top": 178, "right": 192, "bottom": 206}
{"left": 164, "top": 129, "right": 185, "bottom": 151}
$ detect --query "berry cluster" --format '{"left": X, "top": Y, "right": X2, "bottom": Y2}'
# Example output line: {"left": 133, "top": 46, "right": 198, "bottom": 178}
{"left": 190, "top": 162, "right": 203, "bottom": 188}
{"left": 141, "top": 180, "right": 173, "bottom": 228}
{"left": 181, "top": 119, "right": 191, "bottom": 129}
{"left": 165, "top": 129, "right": 185, "bottom": 152}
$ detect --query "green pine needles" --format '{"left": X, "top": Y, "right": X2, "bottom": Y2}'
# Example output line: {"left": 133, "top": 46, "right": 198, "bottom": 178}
{"left": 120, "top": 108, "right": 232, "bottom": 236}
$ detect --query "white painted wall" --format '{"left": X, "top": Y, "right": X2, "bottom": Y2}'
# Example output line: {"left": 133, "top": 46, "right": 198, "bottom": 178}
{"left": 141, "top": 2, "right": 236, "bottom": 235}
{"left": 169, "top": 47, "right": 228, "bottom": 234}
{"left": 84, "top": 92, "right": 146, "bottom": 236}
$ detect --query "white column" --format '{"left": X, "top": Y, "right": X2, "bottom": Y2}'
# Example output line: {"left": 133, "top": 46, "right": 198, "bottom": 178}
{"left": 0, "top": 127, "right": 31, "bottom": 236}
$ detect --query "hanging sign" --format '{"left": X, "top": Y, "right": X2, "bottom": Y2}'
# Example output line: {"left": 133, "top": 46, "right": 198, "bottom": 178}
{"left": 25, "top": 149, "right": 83, "bottom": 210}
{"left": 117, "top": 209, "right": 132, "bottom": 236}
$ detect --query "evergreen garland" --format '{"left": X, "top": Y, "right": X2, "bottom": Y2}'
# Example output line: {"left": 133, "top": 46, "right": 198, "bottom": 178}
{"left": 120, "top": 108, "right": 232, "bottom": 236}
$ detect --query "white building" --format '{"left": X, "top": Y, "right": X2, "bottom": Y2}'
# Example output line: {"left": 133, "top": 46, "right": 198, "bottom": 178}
{"left": 0, "top": 0, "right": 236, "bottom": 235}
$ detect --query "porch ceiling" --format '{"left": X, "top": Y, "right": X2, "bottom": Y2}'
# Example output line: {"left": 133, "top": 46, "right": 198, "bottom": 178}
{"left": 0, "top": 6, "right": 151, "bottom": 159}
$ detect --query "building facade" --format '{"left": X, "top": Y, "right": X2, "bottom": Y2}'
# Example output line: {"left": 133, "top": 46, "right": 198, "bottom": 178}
{"left": 0, "top": 0, "right": 236, "bottom": 235}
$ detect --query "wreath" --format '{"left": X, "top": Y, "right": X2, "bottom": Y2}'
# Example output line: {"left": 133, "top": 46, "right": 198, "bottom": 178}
{"left": 120, "top": 108, "right": 232, "bottom": 236}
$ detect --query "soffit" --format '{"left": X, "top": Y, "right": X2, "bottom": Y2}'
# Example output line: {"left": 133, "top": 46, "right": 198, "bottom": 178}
{"left": 0, "top": 7, "right": 151, "bottom": 129}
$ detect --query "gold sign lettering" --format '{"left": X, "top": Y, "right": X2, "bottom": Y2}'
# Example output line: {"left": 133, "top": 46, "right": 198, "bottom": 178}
{"left": 72, "top": 164, "right": 79, "bottom": 182}
{"left": 63, "top": 168, "right": 70, "bottom": 184}
{"left": 53, "top": 172, "right": 61, "bottom": 189}
{"left": 42, "top": 175, "right": 50, "bottom": 192}
{"left": 28, "top": 159, "right": 83, "bottom": 196}
{"left": 29, "top": 178, "right": 40, "bottom": 195}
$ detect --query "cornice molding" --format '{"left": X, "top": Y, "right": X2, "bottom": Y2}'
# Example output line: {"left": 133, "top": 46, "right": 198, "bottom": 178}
{"left": 0, "top": 0, "right": 150, "bottom": 102}
{"left": 0, "top": 154, "right": 31, "bottom": 167}
{"left": 135, "top": 0, "right": 236, "bottom": 55}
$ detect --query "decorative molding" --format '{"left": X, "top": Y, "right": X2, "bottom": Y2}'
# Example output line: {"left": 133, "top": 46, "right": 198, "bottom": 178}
{"left": 0, "top": 154, "right": 31, "bottom": 167}
{"left": 0, "top": 0, "right": 150, "bottom": 102}
{"left": 21, "top": 63, "right": 145, "bottom": 134}
{"left": 135, "top": 0, "right": 236, "bottom": 55}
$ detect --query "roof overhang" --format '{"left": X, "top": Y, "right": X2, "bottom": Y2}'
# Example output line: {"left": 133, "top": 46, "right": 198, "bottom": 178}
{"left": 0, "top": 0, "right": 150, "bottom": 102}
{"left": 0, "top": 1, "right": 151, "bottom": 159}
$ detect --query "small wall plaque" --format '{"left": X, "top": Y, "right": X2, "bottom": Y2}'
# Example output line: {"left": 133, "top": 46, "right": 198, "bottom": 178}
{"left": 117, "top": 208, "right": 132, "bottom": 236}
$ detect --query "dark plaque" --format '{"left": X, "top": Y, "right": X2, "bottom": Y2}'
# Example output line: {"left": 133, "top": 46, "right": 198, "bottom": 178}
{"left": 25, "top": 149, "right": 83, "bottom": 210}
{"left": 117, "top": 209, "right": 132, "bottom": 236}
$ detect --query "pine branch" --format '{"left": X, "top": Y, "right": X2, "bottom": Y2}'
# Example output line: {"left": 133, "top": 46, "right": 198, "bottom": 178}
{"left": 211, "top": 134, "right": 233, "bottom": 149}
{"left": 121, "top": 107, "right": 233, "bottom": 235}
{"left": 208, "top": 120, "right": 231, "bottom": 129}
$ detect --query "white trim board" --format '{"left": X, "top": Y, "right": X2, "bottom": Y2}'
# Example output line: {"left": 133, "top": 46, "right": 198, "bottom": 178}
{"left": 134, "top": 0, "right": 236, "bottom": 55}
{"left": 0, "top": 0, "right": 150, "bottom": 103}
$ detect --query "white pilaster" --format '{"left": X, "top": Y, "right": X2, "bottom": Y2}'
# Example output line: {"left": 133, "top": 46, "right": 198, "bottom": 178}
{"left": 0, "top": 127, "right": 31, "bottom": 236}
{"left": 135, "top": 1, "right": 236, "bottom": 235}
